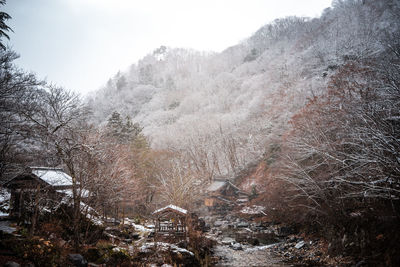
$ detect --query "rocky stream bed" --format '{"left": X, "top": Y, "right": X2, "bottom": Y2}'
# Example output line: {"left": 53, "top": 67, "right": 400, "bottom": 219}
{"left": 202, "top": 209, "right": 355, "bottom": 267}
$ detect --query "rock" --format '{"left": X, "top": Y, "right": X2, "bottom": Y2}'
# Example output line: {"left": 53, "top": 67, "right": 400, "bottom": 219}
{"left": 231, "top": 242, "right": 243, "bottom": 250}
{"left": 277, "top": 226, "right": 296, "bottom": 237}
{"left": 295, "top": 240, "right": 305, "bottom": 249}
{"left": 68, "top": 254, "right": 88, "bottom": 267}
{"left": 221, "top": 237, "right": 235, "bottom": 245}
{"left": 4, "top": 262, "right": 20, "bottom": 267}
{"left": 237, "top": 221, "right": 249, "bottom": 228}
{"left": 355, "top": 260, "right": 366, "bottom": 267}
{"left": 131, "top": 233, "right": 140, "bottom": 239}
{"left": 214, "top": 220, "right": 225, "bottom": 227}
{"left": 219, "top": 223, "right": 229, "bottom": 231}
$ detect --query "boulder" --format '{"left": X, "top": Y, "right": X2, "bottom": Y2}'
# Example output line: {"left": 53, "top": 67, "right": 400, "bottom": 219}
{"left": 214, "top": 220, "right": 227, "bottom": 227}
{"left": 231, "top": 242, "right": 243, "bottom": 250}
{"left": 236, "top": 221, "right": 249, "bottom": 228}
{"left": 4, "top": 262, "right": 20, "bottom": 267}
{"left": 68, "top": 254, "right": 88, "bottom": 267}
{"left": 295, "top": 241, "right": 305, "bottom": 249}
{"left": 221, "top": 237, "right": 235, "bottom": 245}
{"left": 277, "top": 226, "right": 296, "bottom": 237}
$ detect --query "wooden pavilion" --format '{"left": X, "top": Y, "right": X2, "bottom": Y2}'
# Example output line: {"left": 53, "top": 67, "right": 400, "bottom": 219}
{"left": 152, "top": 204, "right": 187, "bottom": 241}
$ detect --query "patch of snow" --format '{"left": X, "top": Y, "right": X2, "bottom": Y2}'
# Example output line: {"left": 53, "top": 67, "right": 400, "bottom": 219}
{"left": 56, "top": 188, "right": 90, "bottom": 198}
{"left": 153, "top": 204, "right": 187, "bottom": 215}
{"left": 139, "top": 242, "right": 194, "bottom": 256}
{"left": 295, "top": 240, "right": 305, "bottom": 249}
{"left": 124, "top": 218, "right": 151, "bottom": 232}
{"left": 0, "top": 220, "right": 16, "bottom": 234}
{"left": 0, "top": 188, "right": 10, "bottom": 203}
{"left": 240, "top": 205, "right": 266, "bottom": 215}
{"left": 0, "top": 188, "right": 10, "bottom": 217}
{"left": 133, "top": 223, "right": 151, "bottom": 232}
{"left": 245, "top": 243, "right": 281, "bottom": 251}
{"left": 87, "top": 214, "right": 103, "bottom": 226}
{"left": 0, "top": 210, "right": 8, "bottom": 217}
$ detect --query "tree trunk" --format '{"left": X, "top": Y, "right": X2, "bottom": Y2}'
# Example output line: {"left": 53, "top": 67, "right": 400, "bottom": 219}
{"left": 30, "top": 184, "right": 41, "bottom": 236}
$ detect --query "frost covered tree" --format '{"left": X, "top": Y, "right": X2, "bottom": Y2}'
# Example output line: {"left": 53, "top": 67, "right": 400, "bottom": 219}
{"left": 0, "top": 49, "right": 43, "bottom": 180}
{"left": 0, "top": 0, "right": 12, "bottom": 50}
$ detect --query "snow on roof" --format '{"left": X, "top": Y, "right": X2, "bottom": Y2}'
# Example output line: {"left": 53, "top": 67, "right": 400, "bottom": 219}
{"left": 31, "top": 167, "right": 73, "bottom": 187}
{"left": 206, "top": 180, "right": 226, "bottom": 192}
{"left": 153, "top": 204, "right": 187, "bottom": 215}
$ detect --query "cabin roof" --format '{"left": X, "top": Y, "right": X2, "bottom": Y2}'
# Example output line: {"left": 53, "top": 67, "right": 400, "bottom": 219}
{"left": 206, "top": 180, "right": 226, "bottom": 192}
{"left": 206, "top": 179, "right": 250, "bottom": 196}
{"left": 153, "top": 204, "right": 187, "bottom": 215}
{"left": 4, "top": 167, "right": 74, "bottom": 188}
{"left": 31, "top": 167, "right": 73, "bottom": 187}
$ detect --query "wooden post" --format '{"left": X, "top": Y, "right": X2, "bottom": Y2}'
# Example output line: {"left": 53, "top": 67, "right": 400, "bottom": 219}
{"left": 30, "top": 184, "right": 41, "bottom": 235}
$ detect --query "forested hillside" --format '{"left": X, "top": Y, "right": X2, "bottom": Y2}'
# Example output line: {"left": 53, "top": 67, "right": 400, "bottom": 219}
{"left": 1, "top": 0, "right": 400, "bottom": 265}
{"left": 88, "top": 0, "right": 399, "bottom": 180}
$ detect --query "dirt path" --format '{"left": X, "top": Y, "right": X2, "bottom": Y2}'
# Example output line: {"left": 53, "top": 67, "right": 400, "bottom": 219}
{"left": 214, "top": 244, "right": 291, "bottom": 267}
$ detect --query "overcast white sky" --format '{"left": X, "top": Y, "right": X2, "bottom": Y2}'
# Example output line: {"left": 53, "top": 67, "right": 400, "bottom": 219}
{"left": 4, "top": 0, "right": 332, "bottom": 95}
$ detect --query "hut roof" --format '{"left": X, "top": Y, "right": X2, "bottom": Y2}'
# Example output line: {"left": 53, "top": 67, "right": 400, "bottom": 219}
{"left": 31, "top": 167, "right": 73, "bottom": 187}
{"left": 206, "top": 180, "right": 226, "bottom": 192}
{"left": 4, "top": 167, "right": 74, "bottom": 189}
{"left": 153, "top": 204, "right": 187, "bottom": 216}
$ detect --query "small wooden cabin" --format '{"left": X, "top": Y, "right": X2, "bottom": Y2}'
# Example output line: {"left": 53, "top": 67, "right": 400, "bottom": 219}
{"left": 152, "top": 204, "right": 187, "bottom": 241}
{"left": 204, "top": 178, "right": 249, "bottom": 211}
{"left": 3, "top": 167, "right": 76, "bottom": 219}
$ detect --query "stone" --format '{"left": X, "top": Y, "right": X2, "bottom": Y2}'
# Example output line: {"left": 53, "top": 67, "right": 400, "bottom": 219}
{"left": 221, "top": 237, "right": 235, "bottom": 245}
{"left": 4, "top": 262, "right": 20, "bottom": 267}
{"left": 214, "top": 220, "right": 224, "bottom": 227}
{"left": 277, "top": 226, "right": 296, "bottom": 237}
{"left": 237, "top": 221, "right": 249, "bottom": 228}
{"left": 231, "top": 242, "right": 243, "bottom": 250}
{"left": 295, "top": 240, "right": 305, "bottom": 249}
{"left": 68, "top": 254, "right": 88, "bottom": 267}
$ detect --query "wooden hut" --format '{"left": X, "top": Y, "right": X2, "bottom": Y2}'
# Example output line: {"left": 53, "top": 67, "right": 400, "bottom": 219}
{"left": 152, "top": 204, "right": 187, "bottom": 241}
{"left": 3, "top": 167, "right": 79, "bottom": 219}
{"left": 204, "top": 178, "right": 249, "bottom": 212}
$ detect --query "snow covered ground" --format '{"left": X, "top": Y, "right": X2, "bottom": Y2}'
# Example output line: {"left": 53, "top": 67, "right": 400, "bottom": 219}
{"left": 0, "top": 188, "right": 10, "bottom": 217}
{"left": 139, "top": 242, "right": 194, "bottom": 256}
